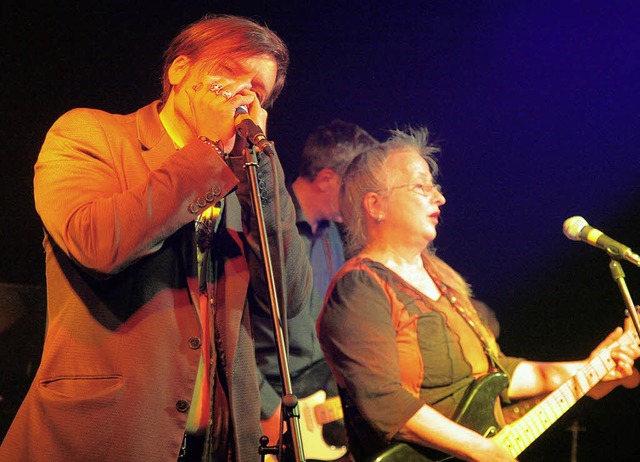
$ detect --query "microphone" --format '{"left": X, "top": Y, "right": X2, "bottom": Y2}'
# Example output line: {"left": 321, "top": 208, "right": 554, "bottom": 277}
{"left": 563, "top": 216, "right": 640, "bottom": 266}
{"left": 234, "top": 106, "right": 274, "bottom": 156}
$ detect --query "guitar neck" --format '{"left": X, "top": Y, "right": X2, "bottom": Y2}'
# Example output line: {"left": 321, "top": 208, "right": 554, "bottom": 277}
{"left": 314, "top": 396, "right": 344, "bottom": 425}
{"left": 496, "top": 329, "right": 635, "bottom": 457}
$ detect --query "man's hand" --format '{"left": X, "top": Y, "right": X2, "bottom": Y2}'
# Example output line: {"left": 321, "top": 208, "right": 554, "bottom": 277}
{"left": 261, "top": 405, "right": 285, "bottom": 446}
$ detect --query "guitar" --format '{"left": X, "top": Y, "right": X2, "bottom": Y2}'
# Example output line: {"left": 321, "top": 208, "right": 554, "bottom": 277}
{"left": 266, "top": 389, "right": 347, "bottom": 461}
{"left": 370, "top": 325, "right": 639, "bottom": 462}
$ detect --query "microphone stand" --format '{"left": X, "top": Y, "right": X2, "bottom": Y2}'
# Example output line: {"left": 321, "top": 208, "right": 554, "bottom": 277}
{"left": 608, "top": 259, "right": 640, "bottom": 339}
{"left": 239, "top": 142, "right": 305, "bottom": 462}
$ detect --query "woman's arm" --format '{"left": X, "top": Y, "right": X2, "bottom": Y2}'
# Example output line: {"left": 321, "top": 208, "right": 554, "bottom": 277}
{"left": 508, "top": 325, "right": 640, "bottom": 400}
{"left": 398, "top": 404, "right": 515, "bottom": 462}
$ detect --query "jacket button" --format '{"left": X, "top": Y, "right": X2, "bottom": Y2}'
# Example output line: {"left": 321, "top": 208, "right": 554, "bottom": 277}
{"left": 176, "top": 400, "right": 190, "bottom": 413}
{"left": 211, "top": 186, "right": 221, "bottom": 196}
{"left": 196, "top": 197, "right": 207, "bottom": 207}
{"left": 188, "top": 337, "right": 202, "bottom": 350}
{"left": 188, "top": 203, "right": 199, "bottom": 214}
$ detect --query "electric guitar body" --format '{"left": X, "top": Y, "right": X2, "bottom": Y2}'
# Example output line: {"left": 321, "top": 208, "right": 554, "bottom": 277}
{"left": 369, "top": 372, "right": 509, "bottom": 462}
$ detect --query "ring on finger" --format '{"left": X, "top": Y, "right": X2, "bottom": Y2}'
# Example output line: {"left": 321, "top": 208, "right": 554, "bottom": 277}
{"left": 220, "top": 90, "right": 233, "bottom": 100}
{"left": 209, "top": 83, "right": 223, "bottom": 93}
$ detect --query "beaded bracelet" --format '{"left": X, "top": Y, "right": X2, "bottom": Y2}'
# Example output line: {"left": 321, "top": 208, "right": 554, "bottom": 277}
{"left": 198, "top": 136, "right": 226, "bottom": 159}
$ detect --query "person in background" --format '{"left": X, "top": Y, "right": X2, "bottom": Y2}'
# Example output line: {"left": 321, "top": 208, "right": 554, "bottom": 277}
{"left": 253, "top": 120, "right": 378, "bottom": 460}
{"left": 317, "top": 127, "right": 640, "bottom": 462}
{"left": 0, "top": 14, "right": 312, "bottom": 462}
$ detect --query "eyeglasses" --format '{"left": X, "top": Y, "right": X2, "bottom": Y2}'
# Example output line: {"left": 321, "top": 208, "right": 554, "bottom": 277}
{"left": 384, "top": 183, "right": 443, "bottom": 198}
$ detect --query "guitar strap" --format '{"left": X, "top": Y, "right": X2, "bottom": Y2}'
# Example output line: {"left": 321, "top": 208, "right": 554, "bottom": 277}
{"left": 427, "top": 271, "right": 507, "bottom": 376}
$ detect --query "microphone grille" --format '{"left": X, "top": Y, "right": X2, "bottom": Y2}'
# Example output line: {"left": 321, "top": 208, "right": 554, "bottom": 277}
{"left": 235, "top": 105, "right": 249, "bottom": 116}
{"left": 563, "top": 216, "right": 588, "bottom": 241}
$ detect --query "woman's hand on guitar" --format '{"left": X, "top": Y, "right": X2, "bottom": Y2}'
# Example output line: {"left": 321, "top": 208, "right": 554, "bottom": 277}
{"left": 587, "top": 320, "right": 640, "bottom": 399}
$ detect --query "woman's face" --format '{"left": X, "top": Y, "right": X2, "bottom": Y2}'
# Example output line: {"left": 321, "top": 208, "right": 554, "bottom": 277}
{"left": 381, "top": 148, "right": 446, "bottom": 247}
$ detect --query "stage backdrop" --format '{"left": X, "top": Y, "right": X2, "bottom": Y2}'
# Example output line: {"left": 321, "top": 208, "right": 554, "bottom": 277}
{"left": 2, "top": 2, "right": 639, "bottom": 460}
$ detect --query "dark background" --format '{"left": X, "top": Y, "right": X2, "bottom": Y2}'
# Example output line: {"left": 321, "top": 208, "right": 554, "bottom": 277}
{"left": 2, "top": 1, "right": 639, "bottom": 460}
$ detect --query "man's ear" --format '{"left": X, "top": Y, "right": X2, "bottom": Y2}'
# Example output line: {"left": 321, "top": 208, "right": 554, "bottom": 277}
{"left": 168, "top": 55, "right": 192, "bottom": 86}
{"left": 313, "top": 168, "right": 338, "bottom": 192}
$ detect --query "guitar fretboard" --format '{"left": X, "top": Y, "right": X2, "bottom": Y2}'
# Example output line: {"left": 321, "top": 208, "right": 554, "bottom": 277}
{"left": 496, "top": 329, "right": 636, "bottom": 457}
{"left": 314, "top": 396, "right": 344, "bottom": 425}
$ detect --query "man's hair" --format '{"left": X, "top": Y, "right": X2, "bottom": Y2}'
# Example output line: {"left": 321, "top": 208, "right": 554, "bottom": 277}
{"left": 298, "top": 120, "right": 378, "bottom": 180}
{"left": 161, "top": 14, "right": 289, "bottom": 108}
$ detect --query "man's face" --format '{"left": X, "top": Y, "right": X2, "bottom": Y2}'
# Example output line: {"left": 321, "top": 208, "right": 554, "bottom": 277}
{"left": 325, "top": 169, "right": 343, "bottom": 222}
{"left": 166, "top": 53, "right": 278, "bottom": 147}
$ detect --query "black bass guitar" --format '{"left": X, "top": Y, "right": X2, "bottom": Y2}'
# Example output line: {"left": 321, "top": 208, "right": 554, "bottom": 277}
{"left": 370, "top": 324, "right": 639, "bottom": 462}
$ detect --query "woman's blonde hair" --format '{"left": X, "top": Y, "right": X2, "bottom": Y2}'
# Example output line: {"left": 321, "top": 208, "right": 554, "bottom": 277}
{"left": 340, "top": 126, "right": 440, "bottom": 255}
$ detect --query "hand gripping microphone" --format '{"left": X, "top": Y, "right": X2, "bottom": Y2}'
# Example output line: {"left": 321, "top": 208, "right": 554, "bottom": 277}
{"left": 563, "top": 216, "right": 640, "bottom": 266}
{"left": 234, "top": 106, "right": 275, "bottom": 156}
